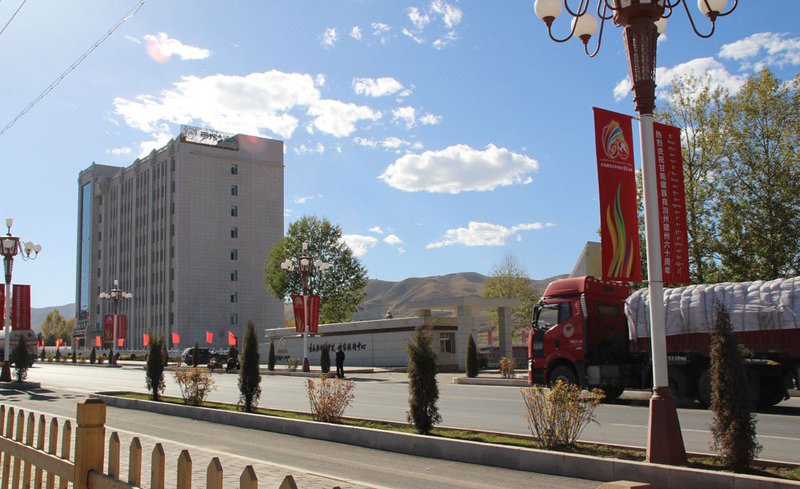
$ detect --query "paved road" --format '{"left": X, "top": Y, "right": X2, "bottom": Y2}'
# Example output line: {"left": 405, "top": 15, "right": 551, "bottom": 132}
{"left": 0, "top": 384, "right": 598, "bottom": 489}
{"left": 21, "top": 363, "right": 800, "bottom": 464}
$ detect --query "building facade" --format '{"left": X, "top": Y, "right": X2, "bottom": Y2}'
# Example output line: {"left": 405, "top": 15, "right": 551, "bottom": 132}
{"left": 75, "top": 128, "right": 284, "bottom": 355}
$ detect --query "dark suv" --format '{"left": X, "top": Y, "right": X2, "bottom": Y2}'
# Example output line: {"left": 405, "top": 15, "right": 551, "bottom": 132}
{"left": 181, "top": 347, "right": 225, "bottom": 366}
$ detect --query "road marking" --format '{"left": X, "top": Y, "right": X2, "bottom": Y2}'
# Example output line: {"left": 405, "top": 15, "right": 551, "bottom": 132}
{"left": 612, "top": 424, "right": 799, "bottom": 441}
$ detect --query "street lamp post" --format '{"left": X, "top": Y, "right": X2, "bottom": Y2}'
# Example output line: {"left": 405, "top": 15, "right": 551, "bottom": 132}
{"left": 98, "top": 279, "right": 132, "bottom": 365}
{"left": 280, "top": 242, "right": 330, "bottom": 372}
{"left": 1, "top": 218, "right": 42, "bottom": 382}
{"left": 531, "top": 0, "right": 737, "bottom": 465}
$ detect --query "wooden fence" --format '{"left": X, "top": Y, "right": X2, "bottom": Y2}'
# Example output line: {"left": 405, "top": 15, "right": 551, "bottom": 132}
{"left": 0, "top": 399, "right": 304, "bottom": 489}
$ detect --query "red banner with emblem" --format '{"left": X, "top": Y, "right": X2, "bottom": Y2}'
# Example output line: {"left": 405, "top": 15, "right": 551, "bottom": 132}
{"left": 307, "top": 296, "right": 321, "bottom": 334}
{"left": 103, "top": 315, "right": 127, "bottom": 342}
{"left": 291, "top": 295, "right": 305, "bottom": 332}
{"left": 653, "top": 122, "right": 690, "bottom": 284}
{"left": 11, "top": 285, "right": 31, "bottom": 330}
{"left": 593, "top": 107, "right": 642, "bottom": 282}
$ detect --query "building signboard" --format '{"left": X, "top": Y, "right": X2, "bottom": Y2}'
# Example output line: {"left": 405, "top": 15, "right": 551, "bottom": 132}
{"left": 180, "top": 125, "right": 239, "bottom": 150}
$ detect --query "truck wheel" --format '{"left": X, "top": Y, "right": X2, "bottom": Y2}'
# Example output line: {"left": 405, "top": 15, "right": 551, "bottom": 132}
{"left": 668, "top": 370, "right": 692, "bottom": 407}
{"left": 758, "top": 379, "right": 785, "bottom": 408}
{"left": 697, "top": 369, "right": 711, "bottom": 408}
{"left": 549, "top": 365, "right": 577, "bottom": 386}
{"left": 601, "top": 386, "right": 624, "bottom": 401}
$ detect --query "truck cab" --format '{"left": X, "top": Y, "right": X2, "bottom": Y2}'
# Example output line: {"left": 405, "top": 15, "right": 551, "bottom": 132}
{"left": 528, "top": 276, "right": 635, "bottom": 393}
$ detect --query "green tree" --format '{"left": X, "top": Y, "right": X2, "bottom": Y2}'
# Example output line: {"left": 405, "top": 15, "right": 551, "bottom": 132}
{"left": 146, "top": 336, "right": 167, "bottom": 401}
{"left": 265, "top": 216, "right": 368, "bottom": 324}
{"left": 466, "top": 334, "right": 479, "bottom": 378}
{"left": 715, "top": 69, "right": 800, "bottom": 280}
{"left": 483, "top": 253, "right": 536, "bottom": 337}
{"left": 238, "top": 320, "right": 262, "bottom": 412}
{"left": 709, "top": 304, "right": 761, "bottom": 471}
{"left": 406, "top": 325, "right": 441, "bottom": 435}
{"left": 40, "top": 310, "right": 66, "bottom": 346}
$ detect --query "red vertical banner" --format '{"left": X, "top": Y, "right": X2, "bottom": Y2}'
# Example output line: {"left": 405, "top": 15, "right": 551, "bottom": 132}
{"left": 593, "top": 107, "right": 642, "bottom": 282}
{"left": 143, "top": 333, "right": 150, "bottom": 346}
{"left": 653, "top": 122, "right": 690, "bottom": 284}
{"left": 117, "top": 338, "right": 124, "bottom": 348}
{"left": 228, "top": 330, "right": 236, "bottom": 346}
{"left": 291, "top": 295, "right": 305, "bottom": 332}
{"left": 171, "top": 332, "right": 180, "bottom": 345}
{"left": 307, "top": 296, "right": 321, "bottom": 334}
{"left": 95, "top": 335, "right": 101, "bottom": 347}
{"left": 205, "top": 331, "right": 213, "bottom": 344}
{"left": 103, "top": 315, "right": 114, "bottom": 343}
{"left": 11, "top": 285, "right": 31, "bottom": 330}
{"left": 116, "top": 315, "right": 127, "bottom": 340}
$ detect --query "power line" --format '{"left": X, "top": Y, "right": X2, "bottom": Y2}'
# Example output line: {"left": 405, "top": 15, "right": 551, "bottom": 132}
{"left": 0, "top": 0, "right": 28, "bottom": 39}
{"left": 0, "top": 0, "right": 146, "bottom": 138}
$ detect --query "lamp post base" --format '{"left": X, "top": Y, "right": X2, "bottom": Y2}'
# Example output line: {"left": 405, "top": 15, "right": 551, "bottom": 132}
{"left": 0, "top": 361, "right": 11, "bottom": 382}
{"left": 647, "top": 386, "right": 688, "bottom": 465}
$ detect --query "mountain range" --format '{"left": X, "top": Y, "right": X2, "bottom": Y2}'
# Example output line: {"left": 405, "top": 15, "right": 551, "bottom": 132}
{"left": 31, "top": 272, "right": 565, "bottom": 329}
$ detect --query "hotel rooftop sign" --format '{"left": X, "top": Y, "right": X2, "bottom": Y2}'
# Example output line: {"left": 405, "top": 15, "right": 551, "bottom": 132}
{"left": 180, "top": 125, "right": 239, "bottom": 150}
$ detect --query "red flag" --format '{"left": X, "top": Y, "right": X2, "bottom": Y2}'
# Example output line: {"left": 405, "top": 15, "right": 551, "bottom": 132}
{"left": 171, "top": 332, "right": 180, "bottom": 345}
{"left": 206, "top": 331, "right": 213, "bottom": 344}
{"left": 143, "top": 333, "right": 150, "bottom": 346}
{"left": 38, "top": 339, "right": 44, "bottom": 348}
{"left": 55, "top": 338, "right": 62, "bottom": 347}
{"left": 228, "top": 331, "right": 236, "bottom": 346}
{"left": 117, "top": 338, "right": 124, "bottom": 348}
{"left": 653, "top": 122, "right": 690, "bottom": 285}
{"left": 593, "top": 107, "right": 642, "bottom": 282}
{"left": 95, "top": 335, "right": 101, "bottom": 347}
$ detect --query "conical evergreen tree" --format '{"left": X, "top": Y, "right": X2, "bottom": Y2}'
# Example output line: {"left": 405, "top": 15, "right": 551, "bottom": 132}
{"left": 146, "top": 335, "right": 166, "bottom": 401}
{"left": 267, "top": 340, "right": 276, "bottom": 371}
{"left": 238, "top": 320, "right": 262, "bottom": 412}
{"left": 320, "top": 343, "right": 331, "bottom": 373}
{"left": 406, "top": 325, "right": 441, "bottom": 435}
{"left": 466, "top": 334, "right": 479, "bottom": 378}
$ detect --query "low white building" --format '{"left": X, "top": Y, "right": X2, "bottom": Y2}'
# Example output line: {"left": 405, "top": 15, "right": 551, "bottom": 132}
{"left": 264, "top": 297, "right": 518, "bottom": 372}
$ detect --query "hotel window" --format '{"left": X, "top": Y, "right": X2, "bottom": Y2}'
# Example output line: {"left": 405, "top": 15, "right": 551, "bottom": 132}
{"left": 230, "top": 227, "right": 238, "bottom": 239}
{"left": 230, "top": 292, "right": 238, "bottom": 303}
{"left": 231, "top": 185, "right": 238, "bottom": 196}
{"left": 439, "top": 333, "right": 455, "bottom": 354}
{"left": 231, "top": 270, "right": 238, "bottom": 282}
{"left": 231, "top": 164, "right": 238, "bottom": 175}
{"left": 231, "top": 206, "right": 238, "bottom": 217}
{"left": 230, "top": 249, "right": 238, "bottom": 261}
{"left": 230, "top": 313, "right": 239, "bottom": 325}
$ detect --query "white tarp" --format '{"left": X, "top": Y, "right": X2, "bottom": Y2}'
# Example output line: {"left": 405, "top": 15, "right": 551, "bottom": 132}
{"left": 625, "top": 277, "right": 800, "bottom": 341}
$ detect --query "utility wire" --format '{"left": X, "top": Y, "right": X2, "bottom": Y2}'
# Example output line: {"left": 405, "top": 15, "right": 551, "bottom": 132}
{"left": 0, "top": 0, "right": 28, "bottom": 39}
{"left": 0, "top": 0, "right": 146, "bottom": 138}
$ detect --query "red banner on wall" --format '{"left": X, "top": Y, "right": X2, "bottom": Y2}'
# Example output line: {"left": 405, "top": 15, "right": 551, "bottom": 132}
{"left": 11, "top": 285, "right": 31, "bottom": 330}
{"left": 593, "top": 108, "right": 642, "bottom": 282}
{"left": 653, "top": 122, "right": 690, "bottom": 284}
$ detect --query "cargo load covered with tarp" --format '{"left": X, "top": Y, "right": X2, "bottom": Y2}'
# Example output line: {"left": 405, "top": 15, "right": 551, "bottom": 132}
{"left": 625, "top": 277, "right": 800, "bottom": 357}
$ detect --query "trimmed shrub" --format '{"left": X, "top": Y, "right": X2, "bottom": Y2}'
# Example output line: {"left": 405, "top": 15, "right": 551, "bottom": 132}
{"left": 306, "top": 376, "right": 355, "bottom": 423}
{"left": 238, "top": 320, "right": 262, "bottom": 413}
{"left": 286, "top": 357, "right": 299, "bottom": 371}
{"left": 521, "top": 380, "right": 605, "bottom": 449}
{"left": 499, "top": 356, "right": 516, "bottom": 379}
{"left": 709, "top": 303, "right": 761, "bottom": 471}
{"left": 72, "top": 349, "right": 77, "bottom": 363}
{"left": 267, "top": 340, "right": 276, "bottom": 371}
{"left": 406, "top": 325, "right": 441, "bottom": 435}
{"left": 90, "top": 347, "right": 97, "bottom": 365}
{"left": 466, "top": 334, "right": 479, "bottom": 378}
{"left": 320, "top": 343, "right": 331, "bottom": 374}
{"left": 55, "top": 348, "right": 61, "bottom": 362}
{"left": 11, "top": 339, "right": 31, "bottom": 382}
{"left": 174, "top": 368, "right": 216, "bottom": 406}
{"left": 192, "top": 342, "right": 200, "bottom": 367}
{"left": 146, "top": 336, "right": 167, "bottom": 401}
{"left": 40, "top": 348, "right": 45, "bottom": 362}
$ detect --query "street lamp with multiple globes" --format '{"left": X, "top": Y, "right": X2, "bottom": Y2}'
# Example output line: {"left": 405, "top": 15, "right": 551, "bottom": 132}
{"left": 280, "top": 242, "right": 330, "bottom": 372}
{"left": 531, "top": 0, "right": 737, "bottom": 465}
{"left": 98, "top": 279, "right": 132, "bottom": 365}
{"left": 1, "top": 218, "right": 42, "bottom": 382}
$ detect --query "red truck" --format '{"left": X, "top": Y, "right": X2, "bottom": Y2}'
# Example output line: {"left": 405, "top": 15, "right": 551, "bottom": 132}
{"left": 528, "top": 276, "right": 800, "bottom": 407}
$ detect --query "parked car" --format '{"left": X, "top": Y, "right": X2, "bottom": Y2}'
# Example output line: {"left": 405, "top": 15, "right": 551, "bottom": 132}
{"left": 181, "top": 347, "right": 226, "bottom": 366}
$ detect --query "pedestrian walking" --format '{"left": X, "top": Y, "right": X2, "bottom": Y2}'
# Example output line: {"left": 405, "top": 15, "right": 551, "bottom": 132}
{"left": 335, "top": 345, "right": 345, "bottom": 378}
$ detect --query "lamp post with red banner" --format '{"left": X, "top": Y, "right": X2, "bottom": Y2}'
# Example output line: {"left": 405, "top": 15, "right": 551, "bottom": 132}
{"left": 530, "top": 0, "right": 737, "bottom": 465}
{"left": 280, "top": 242, "right": 330, "bottom": 372}
{"left": 1, "top": 218, "right": 41, "bottom": 381}
{"left": 98, "top": 279, "right": 132, "bottom": 366}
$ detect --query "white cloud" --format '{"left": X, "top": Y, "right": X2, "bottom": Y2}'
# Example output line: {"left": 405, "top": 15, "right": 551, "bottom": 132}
{"left": 354, "top": 136, "right": 420, "bottom": 152}
{"left": 307, "top": 99, "right": 382, "bottom": 138}
{"left": 427, "top": 221, "right": 553, "bottom": 249}
{"left": 114, "top": 70, "right": 322, "bottom": 141}
{"left": 315, "top": 74, "right": 326, "bottom": 87}
{"left": 353, "top": 77, "right": 405, "bottom": 97}
{"left": 372, "top": 22, "right": 392, "bottom": 44}
{"left": 433, "top": 30, "right": 458, "bottom": 50}
{"left": 321, "top": 27, "right": 338, "bottom": 48}
{"left": 124, "top": 35, "right": 141, "bottom": 44}
{"left": 431, "top": 0, "right": 463, "bottom": 29}
{"left": 143, "top": 33, "right": 210, "bottom": 63}
{"left": 353, "top": 137, "right": 378, "bottom": 148}
{"left": 419, "top": 112, "right": 441, "bottom": 126}
{"left": 719, "top": 32, "right": 800, "bottom": 71}
{"left": 136, "top": 128, "right": 174, "bottom": 158}
{"left": 613, "top": 78, "right": 631, "bottom": 102}
{"left": 294, "top": 142, "right": 325, "bottom": 155}
{"left": 293, "top": 194, "right": 322, "bottom": 204}
{"left": 107, "top": 146, "right": 132, "bottom": 156}
{"left": 392, "top": 106, "right": 416, "bottom": 128}
{"left": 384, "top": 234, "right": 403, "bottom": 246}
{"left": 408, "top": 7, "right": 430, "bottom": 30}
{"left": 380, "top": 144, "right": 538, "bottom": 194}
{"left": 340, "top": 234, "right": 379, "bottom": 257}
{"left": 350, "top": 26, "right": 363, "bottom": 41}
{"left": 370, "top": 226, "right": 384, "bottom": 235}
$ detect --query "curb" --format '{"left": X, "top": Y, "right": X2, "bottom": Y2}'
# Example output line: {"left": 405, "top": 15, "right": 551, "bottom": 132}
{"left": 0, "top": 381, "right": 42, "bottom": 389}
{"left": 91, "top": 392, "right": 800, "bottom": 489}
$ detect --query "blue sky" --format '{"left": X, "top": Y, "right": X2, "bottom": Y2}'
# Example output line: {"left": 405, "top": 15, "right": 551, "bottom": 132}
{"left": 1, "top": 1, "right": 798, "bottom": 308}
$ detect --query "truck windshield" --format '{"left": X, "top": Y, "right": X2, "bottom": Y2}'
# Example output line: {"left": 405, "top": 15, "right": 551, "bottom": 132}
{"left": 533, "top": 304, "right": 560, "bottom": 331}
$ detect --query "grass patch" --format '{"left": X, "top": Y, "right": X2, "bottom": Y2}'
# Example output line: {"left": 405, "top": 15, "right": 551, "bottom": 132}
{"left": 116, "top": 392, "right": 798, "bottom": 481}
